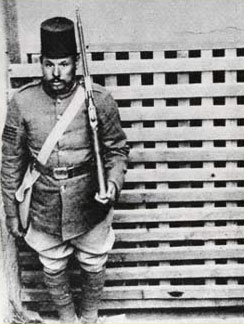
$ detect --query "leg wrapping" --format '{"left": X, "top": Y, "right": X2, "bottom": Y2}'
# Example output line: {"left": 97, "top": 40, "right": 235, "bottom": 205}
{"left": 43, "top": 270, "right": 77, "bottom": 323}
{"left": 80, "top": 267, "right": 106, "bottom": 323}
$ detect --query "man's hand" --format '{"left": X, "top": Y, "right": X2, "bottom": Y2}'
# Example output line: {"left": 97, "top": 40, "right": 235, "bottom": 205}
{"left": 106, "top": 181, "right": 117, "bottom": 202}
{"left": 95, "top": 181, "right": 117, "bottom": 205}
{"left": 6, "top": 217, "right": 24, "bottom": 238}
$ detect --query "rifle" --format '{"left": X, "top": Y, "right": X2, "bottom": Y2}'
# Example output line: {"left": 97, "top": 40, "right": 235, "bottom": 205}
{"left": 76, "top": 9, "right": 107, "bottom": 202}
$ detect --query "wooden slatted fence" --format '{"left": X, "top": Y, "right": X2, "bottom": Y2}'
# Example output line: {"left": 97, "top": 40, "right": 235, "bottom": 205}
{"left": 8, "top": 44, "right": 244, "bottom": 315}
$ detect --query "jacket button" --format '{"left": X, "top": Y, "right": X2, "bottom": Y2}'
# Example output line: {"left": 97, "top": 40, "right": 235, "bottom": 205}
{"left": 61, "top": 185, "right": 66, "bottom": 192}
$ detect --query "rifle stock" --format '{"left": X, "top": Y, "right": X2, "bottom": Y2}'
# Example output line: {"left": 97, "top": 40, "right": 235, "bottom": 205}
{"left": 76, "top": 9, "right": 107, "bottom": 200}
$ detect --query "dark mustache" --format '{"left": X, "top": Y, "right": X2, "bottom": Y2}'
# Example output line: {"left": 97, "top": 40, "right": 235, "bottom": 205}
{"left": 51, "top": 78, "right": 63, "bottom": 82}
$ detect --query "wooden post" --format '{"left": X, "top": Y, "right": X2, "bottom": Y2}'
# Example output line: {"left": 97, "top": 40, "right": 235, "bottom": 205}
{"left": 2, "top": 0, "right": 21, "bottom": 63}
{"left": 0, "top": 2, "right": 22, "bottom": 322}
{"left": 0, "top": 2, "right": 42, "bottom": 323}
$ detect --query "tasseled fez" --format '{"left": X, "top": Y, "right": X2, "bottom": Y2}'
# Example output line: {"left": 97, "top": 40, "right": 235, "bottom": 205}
{"left": 41, "top": 17, "right": 77, "bottom": 58}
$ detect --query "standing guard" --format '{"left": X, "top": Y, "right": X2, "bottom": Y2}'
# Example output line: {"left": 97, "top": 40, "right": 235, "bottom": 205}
{"left": 1, "top": 16, "right": 129, "bottom": 323}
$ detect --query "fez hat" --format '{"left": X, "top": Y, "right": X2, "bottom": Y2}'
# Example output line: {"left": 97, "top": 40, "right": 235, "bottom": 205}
{"left": 41, "top": 17, "right": 77, "bottom": 58}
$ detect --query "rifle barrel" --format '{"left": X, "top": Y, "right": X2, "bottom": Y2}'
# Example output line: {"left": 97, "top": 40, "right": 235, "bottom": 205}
{"left": 76, "top": 9, "right": 89, "bottom": 78}
{"left": 76, "top": 8, "right": 107, "bottom": 199}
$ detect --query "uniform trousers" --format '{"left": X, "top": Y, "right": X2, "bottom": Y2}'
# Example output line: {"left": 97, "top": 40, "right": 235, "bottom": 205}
{"left": 24, "top": 208, "right": 115, "bottom": 274}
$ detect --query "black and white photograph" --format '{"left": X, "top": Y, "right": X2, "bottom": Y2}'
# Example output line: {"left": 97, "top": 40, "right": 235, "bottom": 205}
{"left": 0, "top": 0, "right": 244, "bottom": 323}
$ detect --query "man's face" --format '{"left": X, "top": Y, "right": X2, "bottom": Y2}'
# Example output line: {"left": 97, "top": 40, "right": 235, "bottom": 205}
{"left": 41, "top": 56, "right": 77, "bottom": 94}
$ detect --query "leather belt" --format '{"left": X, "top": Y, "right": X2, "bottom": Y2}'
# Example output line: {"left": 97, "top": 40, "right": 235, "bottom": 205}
{"left": 33, "top": 159, "right": 93, "bottom": 180}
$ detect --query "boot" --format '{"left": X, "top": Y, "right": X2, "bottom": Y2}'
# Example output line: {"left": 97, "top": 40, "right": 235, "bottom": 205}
{"left": 43, "top": 270, "right": 78, "bottom": 323}
{"left": 79, "top": 267, "right": 106, "bottom": 324}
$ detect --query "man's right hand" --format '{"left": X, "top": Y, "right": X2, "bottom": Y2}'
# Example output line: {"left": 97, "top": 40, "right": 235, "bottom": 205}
{"left": 6, "top": 217, "right": 24, "bottom": 238}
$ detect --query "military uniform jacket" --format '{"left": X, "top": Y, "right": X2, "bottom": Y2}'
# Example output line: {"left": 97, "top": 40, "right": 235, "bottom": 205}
{"left": 1, "top": 80, "right": 129, "bottom": 240}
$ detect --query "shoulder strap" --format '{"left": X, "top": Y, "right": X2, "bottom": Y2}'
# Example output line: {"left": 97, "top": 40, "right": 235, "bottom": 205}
{"left": 38, "top": 85, "right": 85, "bottom": 165}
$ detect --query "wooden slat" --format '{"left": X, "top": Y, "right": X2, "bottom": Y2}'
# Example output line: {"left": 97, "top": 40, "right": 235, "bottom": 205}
{"left": 108, "top": 84, "right": 244, "bottom": 100}
{"left": 9, "top": 64, "right": 41, "bottom": 78}
{"left": 115, "top": 226, "right": 244, "bottom": 243}
{"left": 19, "top": 245, "right": 244, "bottom": 267}
{"left": 87, "top": 41, "right": 244, "bottom": 52}
{"left": 109, "top": 245, "right": 244, "bottom": 263}
{"left": 106, "top": 264, "right": 244, "bottom": 281}
{"left": 125, "top": 127, "right": 244, "bottom": 142}
{"left": 113, "top": 207, "right": 244, "bottom": 223}
{"left": 105, "top": 286, "right": 244, "bottom": 300}
{"left": 9, "top": 83, "right": 244, "bottom": 101}
{"left": 104, "top": 286, "right": 244, "bottom": 300}
{"left": 125, "top": 168, "right": 244, "bottom": 182}
{"left": 90, "top": 57, "right": 244, "bottom": 74}
{"left": 99, "top": 298, "right": 244, "bottom": 309}
{"left": 119, "top": 106, "right": 244, "bottom": 121}
{"left": 129, "top": 148, "right": 244, "bottom": 162}
{"left": 22, "top": 285, "right": 244, "bottom": 302}
{"left": 8, "top": 79, "right": 244, "bottom": 101}
{"left": 119, "top": 188, "right": 244, "bottom": 203}
{"left": 21, "top": 264, "right": 244, "bottom": 285}
{"left": 24, "top": 298, "right": 244, "bottom": 311}
{"left": 9, "top": 57, "right": 244, "bottom": 77}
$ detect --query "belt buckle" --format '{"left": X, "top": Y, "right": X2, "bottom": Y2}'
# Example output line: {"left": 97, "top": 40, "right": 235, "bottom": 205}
{"left": 53, "top": 166, "right": 69, "bottom": 180}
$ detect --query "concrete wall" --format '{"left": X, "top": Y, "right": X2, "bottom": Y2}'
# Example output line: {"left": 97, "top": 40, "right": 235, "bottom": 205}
{"left": 12, "top": 0, "right": 244, "bottom": 60}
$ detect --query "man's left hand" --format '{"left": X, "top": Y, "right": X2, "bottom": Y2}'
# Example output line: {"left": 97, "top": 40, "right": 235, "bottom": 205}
{"left": 95, "top": 181, "right": 117, "bottom": 205}
{"left": 105, "top": 181, "right": 117, "bottom": 203}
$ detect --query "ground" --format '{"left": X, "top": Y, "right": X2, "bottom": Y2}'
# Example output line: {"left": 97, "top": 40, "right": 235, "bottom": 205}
{"left": 123, "top": 309, "right": 244, "bottom": 323}
{"left": 44, "top": 308, "right": 244, "bottom": 324}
